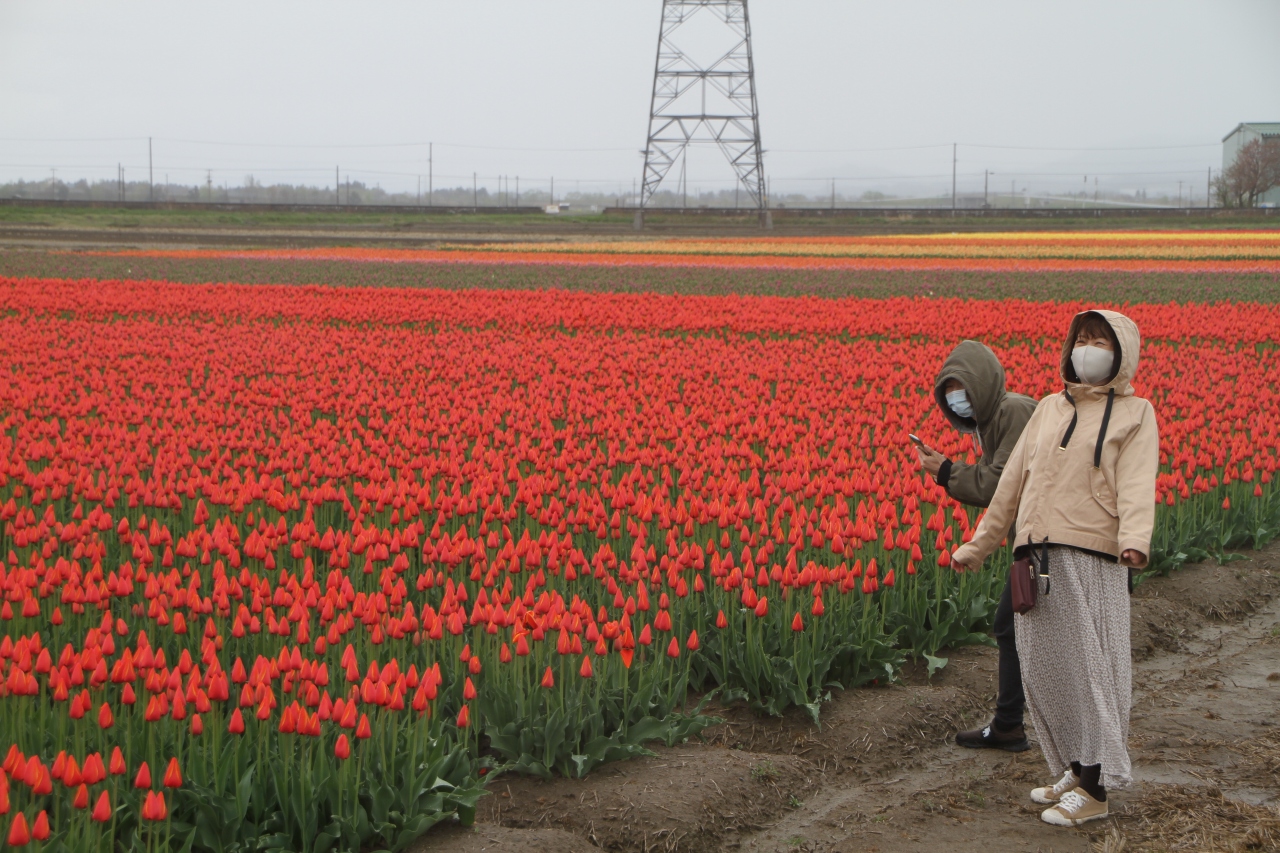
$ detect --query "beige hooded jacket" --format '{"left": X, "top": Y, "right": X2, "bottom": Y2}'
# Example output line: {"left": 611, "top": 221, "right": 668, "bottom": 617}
{"left": 951, "top": 309, "right": 1160, "bottom": 569}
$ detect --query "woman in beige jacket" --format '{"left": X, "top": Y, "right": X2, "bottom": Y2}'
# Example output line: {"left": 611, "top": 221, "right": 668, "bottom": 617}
{"left": 951, "top": 309, "right": 1159, "bottom": 827}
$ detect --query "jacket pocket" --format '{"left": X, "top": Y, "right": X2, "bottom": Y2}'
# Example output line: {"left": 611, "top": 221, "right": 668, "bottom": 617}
{"left": 1090, "top": 467, "right": 1118, "bottom": 517}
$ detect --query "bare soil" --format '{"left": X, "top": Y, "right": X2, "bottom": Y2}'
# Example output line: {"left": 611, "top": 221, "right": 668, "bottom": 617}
{"left": 412, "top": 544, "right": 1280, "bottom": 853}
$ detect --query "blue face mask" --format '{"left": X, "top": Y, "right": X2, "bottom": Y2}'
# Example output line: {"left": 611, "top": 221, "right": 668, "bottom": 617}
{"left": 946, "top": 389, "right": 973, "bottom": 420}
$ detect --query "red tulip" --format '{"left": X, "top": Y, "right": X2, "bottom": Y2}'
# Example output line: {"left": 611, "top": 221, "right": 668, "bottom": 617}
{"left": 163, "top": 758, "right": 182, "bottom": 788}
{"left": 32, "top": 810, "right": 50, "bottom": 838}
{"left": 142, "top": 791, "right": 167, "bottom": 821}
{"left": 134, "top": 762, "right": 151, "bottom": 789}
{"left": 334, "top": 734, "right": 351, "bottom": 760}
{"left": 91, "top": 791, "right": 111, "bottom": 823}
{"left": 7, "top": 812, "right": 29, "bottom": 846}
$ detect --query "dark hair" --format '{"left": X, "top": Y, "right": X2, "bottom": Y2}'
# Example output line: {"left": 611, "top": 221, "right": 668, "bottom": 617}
{"left": 1075, "top": 313, "right": 1115, "bottom": 344}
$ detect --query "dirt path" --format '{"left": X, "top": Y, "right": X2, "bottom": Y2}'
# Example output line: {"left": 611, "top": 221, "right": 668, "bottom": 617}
{"left": 414, "top": 545, "right": 1280, "bottom": 853}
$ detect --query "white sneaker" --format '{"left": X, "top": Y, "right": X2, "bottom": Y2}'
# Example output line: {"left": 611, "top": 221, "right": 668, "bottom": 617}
{"left": 1030, "top": 769, "right": 1079, "bottom": 804}
{"left": 1041, "top": 787, "right": 1109, "bottom": 826}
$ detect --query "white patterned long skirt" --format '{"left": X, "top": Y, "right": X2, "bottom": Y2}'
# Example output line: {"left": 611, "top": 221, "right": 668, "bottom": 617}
{"left": 1015, "top": 546, "right": 1133, "bottom": 790}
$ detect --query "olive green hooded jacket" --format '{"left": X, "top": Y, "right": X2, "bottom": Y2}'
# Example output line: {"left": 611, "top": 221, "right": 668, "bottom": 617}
{"left": 933, "top": 341, "right": 1038, "bottom": 508}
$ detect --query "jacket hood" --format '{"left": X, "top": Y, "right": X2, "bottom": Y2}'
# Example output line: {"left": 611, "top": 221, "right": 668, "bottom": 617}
{"left": 935, "top": 340, "right": 1006, "bottom": 430}
{"left": 1060, "top": 309, "right": 1140, "bottom": 398}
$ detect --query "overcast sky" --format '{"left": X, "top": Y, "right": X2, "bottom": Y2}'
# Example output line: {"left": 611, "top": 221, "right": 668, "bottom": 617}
{"left": 2, "top": 0, "right": 1277, "bottom": 201}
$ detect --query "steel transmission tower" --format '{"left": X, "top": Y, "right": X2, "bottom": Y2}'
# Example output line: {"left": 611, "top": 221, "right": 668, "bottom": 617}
{"left": 637, "top": 0, "right": 768, "bottom": 226}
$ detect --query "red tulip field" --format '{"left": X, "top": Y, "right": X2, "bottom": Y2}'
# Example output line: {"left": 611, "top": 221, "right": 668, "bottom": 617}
{"left": 0, "top": 234, "right": 1278, "bottom": 851}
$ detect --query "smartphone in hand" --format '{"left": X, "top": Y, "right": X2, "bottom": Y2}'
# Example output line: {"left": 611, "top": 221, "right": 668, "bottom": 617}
{"left": 908, "top": 433, "right": 925, "bottom": 447}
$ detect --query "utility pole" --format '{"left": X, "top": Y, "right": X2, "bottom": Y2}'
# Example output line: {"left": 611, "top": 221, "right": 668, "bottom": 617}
{"left": 417, "top": 175, "right": 421, "bottom": 206}
{"left": 207, "top": 170, "right": 212, "bottom": 202}
{"left": 951, "top": 143, "right": 957, "bottom": 212}
{"left": 50, "top": 168, "right": 56, "bottom": 199}
{"left": 336, "top": 167, "right": 340, "bottom": 205}
{"left": 148, "top": 137, "right": 153, "bottom": 202}
{"left": 1207, "top": 167, "right": 1212, "bottom": 208}
{"left": 516, "top": 176, "right": 520, "bottom": 206}
{"left": 983, "top": 169, "right": 989, "bottom": 207}
{"left": 1094, "top": 176, "right": 1098, "bottom": 206}
{"left": 1177, "top": 180, "right": 1183, "bottom": 207}
{"left": 551, "top": 177, "right": 555, "bottom": 206}
{"left": 428, "top": 143, "right": 433, "bottom": 207}
{"left": 830, "top": 178, "right": 835, "bottom": 210}
{"left": 473, "top": 172, "right": 477, "bottom": 209}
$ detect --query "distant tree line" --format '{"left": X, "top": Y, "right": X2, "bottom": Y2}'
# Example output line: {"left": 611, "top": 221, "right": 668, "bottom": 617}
{"left": 0, "top": 174, "right": 1248, "bottom": 210}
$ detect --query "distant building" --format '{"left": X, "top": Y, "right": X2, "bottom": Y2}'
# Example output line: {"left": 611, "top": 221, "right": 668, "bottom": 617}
{"left": 1222, "top": 122, "right": 1280, "bottom": 206}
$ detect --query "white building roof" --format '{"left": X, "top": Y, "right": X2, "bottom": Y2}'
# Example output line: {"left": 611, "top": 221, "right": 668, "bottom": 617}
{"left": 1222, "top": 122, "right": 1280, "bottom": 142}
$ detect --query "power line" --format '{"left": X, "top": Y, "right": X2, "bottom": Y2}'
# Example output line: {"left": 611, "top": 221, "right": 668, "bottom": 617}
{"left": 959, "top": 142, "right": 1219, "bottom": 152}
{"left": 0, "top": 136, "right": 633, "bottom": 153}
{"left": 0, "top": 136, "right": 1222, "bottom": 154}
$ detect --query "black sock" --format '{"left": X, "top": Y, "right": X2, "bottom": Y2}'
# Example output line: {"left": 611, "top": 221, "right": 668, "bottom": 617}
{"left": 992, "top": 718, "right": 1021, "bottom": 734}
{"left": 1077, "top": 764, "right": 1106, "bottom": 802}
{"left": 1070, "top": 761, "right": 1082, "bottom": 777}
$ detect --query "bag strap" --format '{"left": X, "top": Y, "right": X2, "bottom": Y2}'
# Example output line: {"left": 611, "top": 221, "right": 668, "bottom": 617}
{"left": 1029, "top": 535, "right": 1051, "bottom": 595}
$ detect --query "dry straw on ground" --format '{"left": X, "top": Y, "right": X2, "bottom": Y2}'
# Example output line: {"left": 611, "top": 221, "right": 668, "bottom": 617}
{"left": 1095, "top": 785, "right": 1280, "bottom": 852}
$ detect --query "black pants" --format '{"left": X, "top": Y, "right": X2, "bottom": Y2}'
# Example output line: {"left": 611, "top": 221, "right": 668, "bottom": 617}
{"left": 992, "top": 566, "right": 1026, "bottom": 730}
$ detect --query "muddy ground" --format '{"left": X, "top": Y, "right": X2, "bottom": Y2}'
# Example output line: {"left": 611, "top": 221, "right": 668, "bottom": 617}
{"left": 414, "top": 543, "right": 1280, "bottom": 853}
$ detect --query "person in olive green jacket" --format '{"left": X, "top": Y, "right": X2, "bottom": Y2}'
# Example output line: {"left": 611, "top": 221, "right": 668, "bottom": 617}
{"left": 914, "top": 340, "right": 1037, "bottom": 751}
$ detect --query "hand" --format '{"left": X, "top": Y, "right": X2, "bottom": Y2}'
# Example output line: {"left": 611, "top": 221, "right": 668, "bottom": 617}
{"left": 914, "top": 444, "right": 947, "bottom": 476}
{"left": 950, "top": 558, "right": 971, "bottom": 573}
{"left": 1120, "top": 549, "right": 1145, "bottom": 567}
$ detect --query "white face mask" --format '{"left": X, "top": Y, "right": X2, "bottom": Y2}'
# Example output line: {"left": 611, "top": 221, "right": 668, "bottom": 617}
{"left": 1071, "top": 345, "right": 1114, "bottom": 386}
{"left": 945, "top": 389, "right": 973, "bottom": 420}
